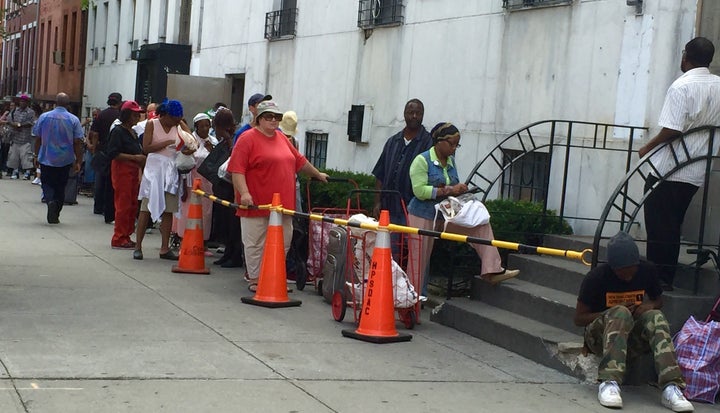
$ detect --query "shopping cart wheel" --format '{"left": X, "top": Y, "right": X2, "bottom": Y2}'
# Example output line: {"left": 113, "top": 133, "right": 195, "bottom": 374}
{"left": 331, "top": 291, "right": 346, "bottom": 322}
{"left": 296, "top": 268, "right": 307, "bottom": 291}
{"left": 401, "top": 309, "right": 416, "bottom": 329}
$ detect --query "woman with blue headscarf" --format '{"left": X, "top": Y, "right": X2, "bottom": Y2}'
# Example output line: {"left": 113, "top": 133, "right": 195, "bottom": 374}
{"left": 134, "top": 99, "right": 193, "bottom": 260}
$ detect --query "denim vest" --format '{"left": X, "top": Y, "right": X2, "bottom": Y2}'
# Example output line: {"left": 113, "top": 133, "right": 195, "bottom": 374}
{"left": 408, "top": 150, "right": 460, "bottom": 220}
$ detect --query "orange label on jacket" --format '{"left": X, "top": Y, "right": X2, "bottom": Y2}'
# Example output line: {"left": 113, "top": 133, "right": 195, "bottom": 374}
{"left": 605, "top": 290, "right": 644, "bottom": 307}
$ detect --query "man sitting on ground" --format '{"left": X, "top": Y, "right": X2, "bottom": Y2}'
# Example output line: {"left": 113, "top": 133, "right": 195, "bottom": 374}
{"left": 574, "top": 231, "right": 693, "bottom": 412}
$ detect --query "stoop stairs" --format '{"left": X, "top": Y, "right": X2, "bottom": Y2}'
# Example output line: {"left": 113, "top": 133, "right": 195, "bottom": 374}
{"left": 430, "top": 235, "right": 719, "bottom": 382}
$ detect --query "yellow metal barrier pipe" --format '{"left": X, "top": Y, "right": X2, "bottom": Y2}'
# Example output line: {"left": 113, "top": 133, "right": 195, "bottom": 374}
{"left": 193, "top": 189, "right": 591, "bottom": 265}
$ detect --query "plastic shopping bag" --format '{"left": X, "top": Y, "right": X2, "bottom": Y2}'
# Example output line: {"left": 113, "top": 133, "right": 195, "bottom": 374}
{"left": 673, "top": 316, "right": 720, "bottom": 403}
{"left": 435, "top": 193, "right": 490, "bottom": 229}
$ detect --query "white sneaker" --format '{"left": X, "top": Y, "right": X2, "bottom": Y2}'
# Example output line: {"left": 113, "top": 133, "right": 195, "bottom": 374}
{"left": 661, "top": 384, "right": 694, "bottom": 412}
{"left": 31, "top": 177, "right": 41, "bottom": 185}
{"left": 598, "top": 380, "right": 623, "bottom": 408}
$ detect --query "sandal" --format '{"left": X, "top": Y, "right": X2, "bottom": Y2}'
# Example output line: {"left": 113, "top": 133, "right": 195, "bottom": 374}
{"left": 248, "top": 283, "right": 258, "bottom": 293}
{"left": 478, "top": 269, "right": 520, "bottom": 285}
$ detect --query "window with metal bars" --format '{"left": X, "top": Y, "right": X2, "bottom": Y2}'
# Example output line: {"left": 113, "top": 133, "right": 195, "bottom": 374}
{"left": 357, "top": 0, "right": 404, "bottom": 29}
{"left": 305, "top": 131, "right": 328, "bottom": 169}
{"left": 265, "top": 8, "right": 298, "bottom": 40}
{"left": 502, "top": 0, "right": 572, "bottom": 11}
{"left": 500, "top": 149, "right": 549, "bottom": 203}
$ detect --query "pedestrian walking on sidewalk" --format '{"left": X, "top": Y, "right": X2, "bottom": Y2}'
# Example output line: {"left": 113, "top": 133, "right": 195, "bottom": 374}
{"left": 31, "top": 93, "right": 84, "bottom": 224}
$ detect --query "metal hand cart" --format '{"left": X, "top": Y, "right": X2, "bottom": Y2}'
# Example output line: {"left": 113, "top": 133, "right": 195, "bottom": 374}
{"left": 297, "top": 177, "right": 365, "bottom": 292}
{"left": 330, "top": 190, "right": 421, "bottom": 329}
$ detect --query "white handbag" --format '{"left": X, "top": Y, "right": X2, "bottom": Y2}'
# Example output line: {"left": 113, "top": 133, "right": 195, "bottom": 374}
{"left": 434, "top": 193, "right": 490, "bottom": 229}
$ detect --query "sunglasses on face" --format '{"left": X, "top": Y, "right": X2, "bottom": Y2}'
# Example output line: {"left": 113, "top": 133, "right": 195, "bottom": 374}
{"left": 260, "top": 113, "right": 283, "bottom": 121}
{"left": 441, "top": 139, "right": 461, "bottom": 148}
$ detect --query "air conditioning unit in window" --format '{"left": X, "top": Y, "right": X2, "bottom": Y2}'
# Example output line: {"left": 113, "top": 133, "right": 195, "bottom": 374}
{"left": 52, "top": 50, "right": 64, "bottom": 65}
{"left": 347, "top": 104, "right": 373, "bottom": 144}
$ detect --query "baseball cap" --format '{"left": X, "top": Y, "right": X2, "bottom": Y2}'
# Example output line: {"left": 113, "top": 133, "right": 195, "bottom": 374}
{"left": 107, "top": 92, "right": 123, "bottom": 105}
{"left": 255, "top": 101, "right": 283, "bottom": 120}
{"left": 248, "top": 93, "right": 272, "bottom": 107}
{"left": 121, "top": 100, "right": 145, "bottom": 112}
{"left": 18, "top": 94, "right": 30, "bottom": 101}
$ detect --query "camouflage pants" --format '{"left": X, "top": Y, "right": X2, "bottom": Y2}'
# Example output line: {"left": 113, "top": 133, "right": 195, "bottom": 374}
{"left": 584, "top": 305, "right": 685, "bottom": 387}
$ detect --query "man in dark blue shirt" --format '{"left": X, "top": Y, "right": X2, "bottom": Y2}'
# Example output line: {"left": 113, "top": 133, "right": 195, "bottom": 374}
{"left": 371, "top": 98, "right": 432, "bottom": 227}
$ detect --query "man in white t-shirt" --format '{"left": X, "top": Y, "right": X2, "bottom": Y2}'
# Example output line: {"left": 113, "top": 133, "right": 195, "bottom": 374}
{"left": 638, "top": 37, "right": 720, "bottom": 291}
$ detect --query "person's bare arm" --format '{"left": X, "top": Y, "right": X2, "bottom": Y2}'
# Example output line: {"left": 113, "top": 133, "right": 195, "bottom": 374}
{"left": 232, "top": 173, "right": 253, "bottom": 206}
{"left": 638, "top": 128, "right": 682, "bottom": 158}
{"left": 72, "top": 139, "right": 84, "bottom": 173}
{"left": 574, "top": 300, "right": 603, "bottom": 327}
{"left": 87, "top": 130, "right": 99, "bottom": 153}
{"left": 298, "top": 161, "right": 328, "bottom": 182}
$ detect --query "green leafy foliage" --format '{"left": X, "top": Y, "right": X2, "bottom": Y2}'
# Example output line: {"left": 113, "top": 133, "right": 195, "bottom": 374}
{"left": 484, "top": 199, "right": 573, "bottom": 245}
{"left": 298, "top": 169, "right": 377, "bottom": 212}
{"left": 428, "top": 199, "right": 573, "bottom": 295}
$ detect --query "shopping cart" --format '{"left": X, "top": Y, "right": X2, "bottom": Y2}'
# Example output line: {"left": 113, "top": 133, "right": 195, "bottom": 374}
{"left": 297, "top": 177, "right": 365, "bottom": 292}
{"left": 330, "top": 190, "right": 421, "bottom": 329}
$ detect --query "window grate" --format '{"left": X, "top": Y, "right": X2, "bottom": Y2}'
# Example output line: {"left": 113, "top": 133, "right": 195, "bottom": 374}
{"left": 502, "top": 0, "right": 573, "bottom": 11}
{"left": 305, "top": 132, "right": 328, "bottom": 170}
{"left": 265, "top": 8, "right": 298, "bottom": 40}
{"left": 500, "top": 149, "right": 549, "bottom": 203}
{"left": 358, "top": 0, "right": 404, "bottom": 29}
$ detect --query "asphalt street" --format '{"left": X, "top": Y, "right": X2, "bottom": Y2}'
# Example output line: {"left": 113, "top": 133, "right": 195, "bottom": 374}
{"left": 0, "top": 178, "right": 715, "bottom": 412}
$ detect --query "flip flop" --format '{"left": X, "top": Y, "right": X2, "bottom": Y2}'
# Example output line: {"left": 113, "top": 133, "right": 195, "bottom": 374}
{"left": 479, "top": 269, "right": 520, "bottom": 285}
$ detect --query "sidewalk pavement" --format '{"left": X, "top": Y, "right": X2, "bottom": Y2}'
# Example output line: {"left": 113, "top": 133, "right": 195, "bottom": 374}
{"left": 0, "top": 179, "right": 715, "bottom": 412}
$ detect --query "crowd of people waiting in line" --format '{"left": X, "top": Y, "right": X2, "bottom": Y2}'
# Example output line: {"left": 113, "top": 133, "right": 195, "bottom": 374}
{"left": 9, "top": 36, "right": 719, "bottom": 413}
{"left": 11, "top": 91, "right": 327, "bottom": 293}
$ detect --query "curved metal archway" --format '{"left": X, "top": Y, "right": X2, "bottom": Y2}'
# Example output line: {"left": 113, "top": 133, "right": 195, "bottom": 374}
{"left": 593, "top": 126, "right": 720, "bottom": 293}
{"left": 465, "top": 120, "right": 647, "bottom": 224}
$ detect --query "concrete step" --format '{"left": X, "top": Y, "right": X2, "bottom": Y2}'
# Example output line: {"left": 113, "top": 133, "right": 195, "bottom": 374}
{"left": 506, "top": 253, "right": 717, "bottom": 334}
{"left": 507, "top": 253, "right": 587, "bottom": 295}
{"left": 471, "top": 277, "right": 582, "bottom": 335}
{"left": 543, "top": 234, "right": 606, "bottom": 257}
{"left": 430, "top": 297, "right": 659, "bottom": 385}
{"left": 429, "top": 298, "right": 592, "bottom": 380}
{"left": 543, "top": 235, "right": 720, "bottom": 294}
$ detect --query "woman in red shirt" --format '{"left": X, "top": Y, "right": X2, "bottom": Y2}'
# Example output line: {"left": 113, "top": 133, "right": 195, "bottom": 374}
{"left": 227, "top": 101, "right": 327, "bottom": 291}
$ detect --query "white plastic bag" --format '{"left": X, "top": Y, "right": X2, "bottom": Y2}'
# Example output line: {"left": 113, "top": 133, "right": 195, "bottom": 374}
{"left": 347, "top": 214, "right": 418, "bottom": 308}
{"left": 175, "top": 151, "right": 196, "bottom": 174}
{"left": 434, "top": 193, "right": 490, "bottom": 229}
{"left": 217, "top": 158, "right": 232, "bottom": 183}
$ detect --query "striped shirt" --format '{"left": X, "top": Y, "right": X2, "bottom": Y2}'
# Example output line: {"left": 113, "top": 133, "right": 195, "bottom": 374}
{"left": 650, "top": 67, "right": 720, "bottom": 186}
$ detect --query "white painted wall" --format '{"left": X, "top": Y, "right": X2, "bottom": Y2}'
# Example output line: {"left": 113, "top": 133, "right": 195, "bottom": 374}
{"left": 84, "top": 0, "right": 704, "bottom": 235}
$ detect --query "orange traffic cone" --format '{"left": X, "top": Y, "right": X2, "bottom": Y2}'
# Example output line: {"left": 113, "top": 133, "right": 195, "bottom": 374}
{"left": 241, "top": 193, "right": 301, "bottom": 308}
{"left": 342, "top": 210, "right": 412, "bottom": 343}
{"left": 172, "top": 179, "right": 210, "bottom": 275}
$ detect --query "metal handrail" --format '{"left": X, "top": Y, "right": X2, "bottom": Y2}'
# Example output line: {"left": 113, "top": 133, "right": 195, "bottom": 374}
{"left": 593, "top": 126, "right": 720, "bottom": 294}
{"left": 465, "top": 120, "right": 647, "bottom": 228}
